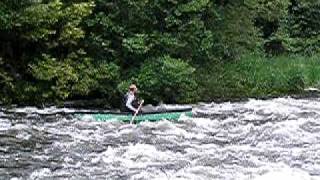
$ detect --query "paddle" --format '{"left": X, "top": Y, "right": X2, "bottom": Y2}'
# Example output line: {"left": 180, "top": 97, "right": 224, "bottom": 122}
{"left": 130, "top": 100, "right": 144, "bottom": 124}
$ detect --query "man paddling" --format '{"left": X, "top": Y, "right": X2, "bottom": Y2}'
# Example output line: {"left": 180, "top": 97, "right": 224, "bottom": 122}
{"left": 121, "top": 84, "right": 142, "bottom": 114}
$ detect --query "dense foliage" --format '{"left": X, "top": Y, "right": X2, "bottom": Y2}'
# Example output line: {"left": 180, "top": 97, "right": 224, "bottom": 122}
{"left": 0, "top": 0, "right": 320, "bottom": 106}
{"left": 199, "top": 55, "right": 320, "bottom": 101}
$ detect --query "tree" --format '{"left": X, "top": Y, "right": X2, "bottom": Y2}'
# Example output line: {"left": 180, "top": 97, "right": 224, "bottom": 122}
{"left": 276, "top": 0, "right": 320, "bottom": 55}
{"left": 0, "top": 0, "right": 120, "bottom": 104}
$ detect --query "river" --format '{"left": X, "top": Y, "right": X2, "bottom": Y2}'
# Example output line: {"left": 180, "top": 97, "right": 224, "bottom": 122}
{"left": 0, "top": 97, "right": 320, "bottom": 180}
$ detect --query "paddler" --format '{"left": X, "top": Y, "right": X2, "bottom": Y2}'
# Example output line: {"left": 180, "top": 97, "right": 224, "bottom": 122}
{"left": 121, "top": 84, "right": 142, "bottom": 114}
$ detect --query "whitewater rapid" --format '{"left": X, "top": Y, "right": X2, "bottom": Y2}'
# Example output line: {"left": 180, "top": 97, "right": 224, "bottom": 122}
{"left": 1, "top": 97, "right": 320, "bottom": 180}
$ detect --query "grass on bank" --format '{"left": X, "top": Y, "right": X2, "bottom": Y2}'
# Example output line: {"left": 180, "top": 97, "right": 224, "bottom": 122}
{"left": 198, "top": 55, "right": 320, "bottom": 101}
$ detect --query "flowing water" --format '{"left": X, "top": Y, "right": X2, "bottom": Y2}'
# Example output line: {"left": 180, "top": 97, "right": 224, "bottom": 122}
{"left": 1, "top": 97, "right": 320, "bottom": 180}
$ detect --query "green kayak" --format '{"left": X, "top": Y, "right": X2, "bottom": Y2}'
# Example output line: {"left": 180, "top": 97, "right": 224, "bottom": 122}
{"left": 76, "top": 108, "right": 192, "bottom": 123}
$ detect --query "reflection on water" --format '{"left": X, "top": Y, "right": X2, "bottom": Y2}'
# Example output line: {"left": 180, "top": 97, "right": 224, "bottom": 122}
{"left": 1, "top": 97, "right": 320, "bottom": 180}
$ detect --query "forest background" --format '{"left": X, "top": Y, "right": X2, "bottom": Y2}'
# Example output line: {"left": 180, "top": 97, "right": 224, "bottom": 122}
{"left": 1, "top": 0, "right": 320, "bottom": 107}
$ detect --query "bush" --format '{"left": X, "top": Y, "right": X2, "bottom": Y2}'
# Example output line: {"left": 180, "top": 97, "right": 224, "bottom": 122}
{"left": 134, "top": 56, "right": 198, "bottom": 104}
{"left": 28, "top": 53, "right": 120, "bottom": 103}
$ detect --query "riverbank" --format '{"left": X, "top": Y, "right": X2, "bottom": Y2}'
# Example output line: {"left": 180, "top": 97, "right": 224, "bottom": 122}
{"left": 3, "top": 90, "right": 320, "bottom": 111}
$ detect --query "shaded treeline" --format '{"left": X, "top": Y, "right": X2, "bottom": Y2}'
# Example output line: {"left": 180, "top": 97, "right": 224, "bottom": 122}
{"left": 0, "top": 0, "right": 320, "bottom": 106}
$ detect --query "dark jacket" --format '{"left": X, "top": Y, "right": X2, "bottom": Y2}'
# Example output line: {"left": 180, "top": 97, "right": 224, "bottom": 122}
{"left": 120, "top": 92, "right": 139, "bottom": 112}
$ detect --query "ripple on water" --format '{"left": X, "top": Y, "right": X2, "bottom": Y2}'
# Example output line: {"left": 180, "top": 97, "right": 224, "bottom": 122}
{"left": 0, "top": 118, "right": 11, "bottom": 131}
{"left": 1, "top": 98, "right": 320, "bottom": 179}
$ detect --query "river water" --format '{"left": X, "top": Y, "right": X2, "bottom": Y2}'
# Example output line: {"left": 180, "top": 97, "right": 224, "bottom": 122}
{"left": 0, "top": 97, "right": 320, "bottom": 180}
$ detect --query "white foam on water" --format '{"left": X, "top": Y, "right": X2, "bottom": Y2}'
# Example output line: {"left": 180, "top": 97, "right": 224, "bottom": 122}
{"left": 101, "top": 143, "right": 184, "bottom": 170}
{"left": 253, "top": 167, "right": 320, "bottom": 180}
{"left": 10, "top": 178, "right": 23, "bottom": 180}
{"left": 11, "top": 124, "right": 30, "bottom": 130}
{"left": 29, "top": 168, "right": 52, "bottom": 180}
{"left": 0, "top": 119, "right": 12, "bottom": 131}
{"left": 15, "top": 131, "right": 32, "bottom": 140}
{"left": 8, "top": 106, "right": 85, "bottom": 115}
{"left": 2, "top": 97, "right": 320, "bottom": 179}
